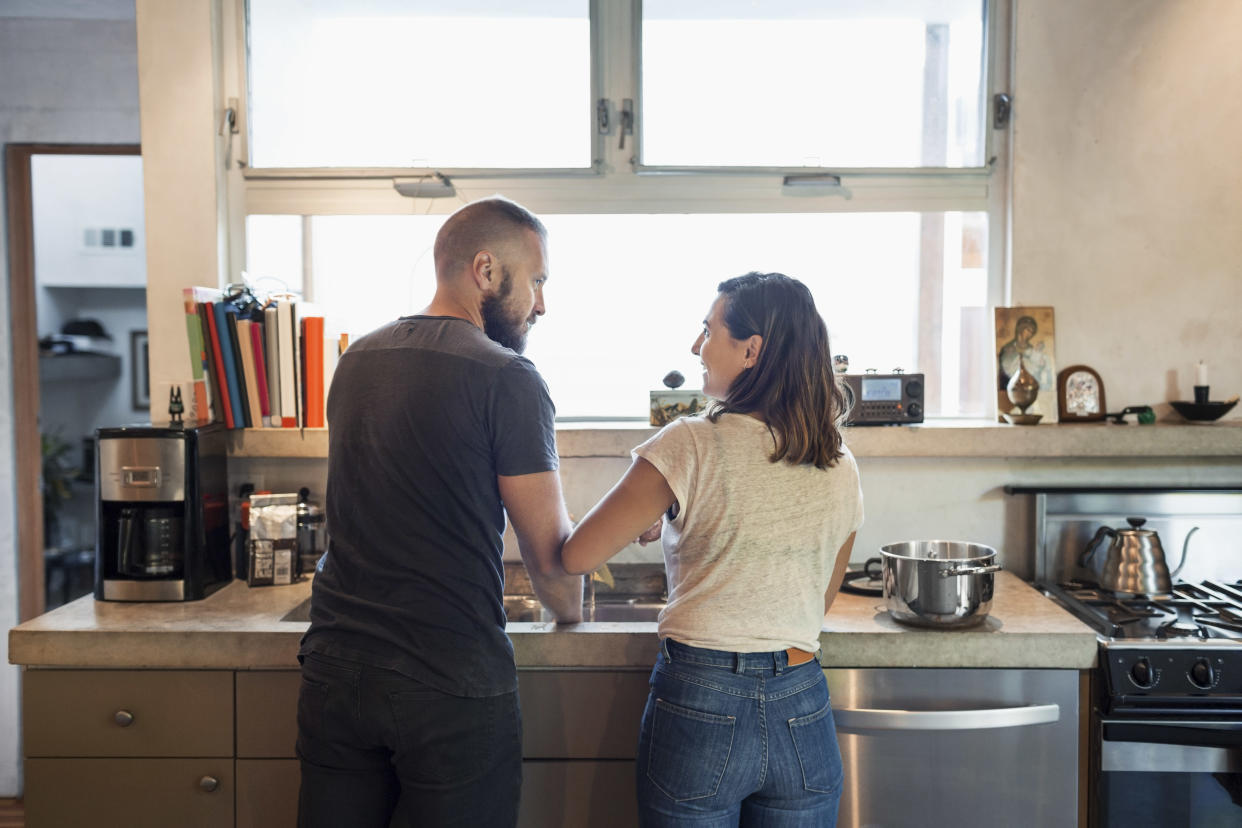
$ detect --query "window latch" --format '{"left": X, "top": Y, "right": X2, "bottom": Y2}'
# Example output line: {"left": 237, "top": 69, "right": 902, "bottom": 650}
{"left": 619, "top": 99, "right": 633, "bottom": 150}
{"left": 993, "top": 93, "right": 1012, "bottom": 130}
{"left": 596, "top": 98, "right": 610, "bottom": 134}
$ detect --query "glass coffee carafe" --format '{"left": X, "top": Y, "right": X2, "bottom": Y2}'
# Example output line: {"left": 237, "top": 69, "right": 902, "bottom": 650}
{"left": 116, "top": 505, "right": 185, "bottom": 579}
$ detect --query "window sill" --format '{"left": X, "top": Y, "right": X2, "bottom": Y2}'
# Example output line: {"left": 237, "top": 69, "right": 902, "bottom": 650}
{"left": 224, "top": 419, "right": 1242, "bottom": 460}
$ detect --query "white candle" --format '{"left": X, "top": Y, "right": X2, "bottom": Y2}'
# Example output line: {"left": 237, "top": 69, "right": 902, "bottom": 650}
{"left": 1196, "top": 361, "right": 1208, "bottom": 386}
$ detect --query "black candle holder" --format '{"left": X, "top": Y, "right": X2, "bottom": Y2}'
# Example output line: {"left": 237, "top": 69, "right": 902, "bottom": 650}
{"left": 1194, "top": 385, "right": 1210, "bottom": 404}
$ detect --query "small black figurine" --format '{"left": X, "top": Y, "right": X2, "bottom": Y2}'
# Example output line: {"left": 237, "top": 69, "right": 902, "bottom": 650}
{"left": 168, "top": 386, "right": 184, "bottom": 429}
{"left": 663, "top": 370, "right": 685, "bottom": 390}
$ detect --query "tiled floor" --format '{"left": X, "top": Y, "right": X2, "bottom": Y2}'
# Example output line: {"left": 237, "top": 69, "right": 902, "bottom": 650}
{"left": 0, "top": 799, "right": 24, "bottom": 828}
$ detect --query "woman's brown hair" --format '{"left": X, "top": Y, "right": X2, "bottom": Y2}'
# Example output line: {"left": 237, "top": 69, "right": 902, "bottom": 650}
{"left": 706, "top": 272, "right": 850, "bottom": 469}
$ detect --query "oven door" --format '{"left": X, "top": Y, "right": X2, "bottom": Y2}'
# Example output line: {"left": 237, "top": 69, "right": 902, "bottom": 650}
{"left": 1099, "top": 718, "right": 1242, "bottom": 827}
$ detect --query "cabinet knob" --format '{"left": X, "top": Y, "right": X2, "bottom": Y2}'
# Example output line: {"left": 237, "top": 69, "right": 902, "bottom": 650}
{"left": 199, "top": 776, "right": 219, "bottom": 793}
{"left": 113, "top": 710, "right": 134, "bottom": 727}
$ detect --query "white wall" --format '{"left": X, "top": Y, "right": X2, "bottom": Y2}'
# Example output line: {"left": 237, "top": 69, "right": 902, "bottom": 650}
{"left": 0, "top": 2, "right": 139, "bottom": 797}
{"left": 1011, "top": 0, "right": 1242, "bottom": 414}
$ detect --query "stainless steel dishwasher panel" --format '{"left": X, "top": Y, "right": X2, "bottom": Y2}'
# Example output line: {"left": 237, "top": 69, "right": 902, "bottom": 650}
{"left": 826, "top": 668, "right": 1079, "bottom": 828}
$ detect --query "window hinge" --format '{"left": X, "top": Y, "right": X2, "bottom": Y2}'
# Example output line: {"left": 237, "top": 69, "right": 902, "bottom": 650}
{"left": 993, "top": 93, "right": 1012, "bottom": 130}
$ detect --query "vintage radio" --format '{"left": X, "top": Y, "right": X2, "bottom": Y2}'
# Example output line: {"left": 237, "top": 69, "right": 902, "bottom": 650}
{"left": 842, "top": 371, "right": 924, "bottom": 425}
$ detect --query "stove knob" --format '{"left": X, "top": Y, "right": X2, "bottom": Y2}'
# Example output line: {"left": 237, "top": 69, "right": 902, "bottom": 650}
{"left": 1190, "top": 659, "right": 1215, "bottom": 690}
{"left": 1130, "top": 658, "right": 1154, "bottom": 688}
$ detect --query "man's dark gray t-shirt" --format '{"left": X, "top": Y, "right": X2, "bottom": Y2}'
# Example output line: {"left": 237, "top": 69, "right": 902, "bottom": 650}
{"left": 299, "top": 316, "right": 557, "bottom": 697}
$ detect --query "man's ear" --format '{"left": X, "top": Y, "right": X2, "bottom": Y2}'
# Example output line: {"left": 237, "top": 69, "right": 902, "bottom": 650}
{"left": 744, "top": 335, "right": 764, "bottom": 368}
{"left": 471, "top": 251, "right": 494, "bottom": 291}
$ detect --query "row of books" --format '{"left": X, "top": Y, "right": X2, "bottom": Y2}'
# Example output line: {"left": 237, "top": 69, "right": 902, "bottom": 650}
{"left": 182, "top": 287, "right": 346, "bottom": 429}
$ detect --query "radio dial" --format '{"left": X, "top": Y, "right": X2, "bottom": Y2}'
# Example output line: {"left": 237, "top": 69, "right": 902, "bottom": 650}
{"left": 907, "top": 402, "right": 922, "bottom": 419}
{"left": 906, "top": 380, "right": 923, "bottom": 398}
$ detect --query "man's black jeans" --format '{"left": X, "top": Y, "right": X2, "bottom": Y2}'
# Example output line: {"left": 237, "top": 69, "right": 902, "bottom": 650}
{"left": 296, "top": 652, "right": 522, "bottom": 828}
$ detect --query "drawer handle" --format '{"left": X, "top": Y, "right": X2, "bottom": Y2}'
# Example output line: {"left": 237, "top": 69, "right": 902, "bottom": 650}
{"left": 199, "top": 776, "right": 219, "bottom": 793}
{"left": 114, "top": 710, "right": 134, "bottom": 727}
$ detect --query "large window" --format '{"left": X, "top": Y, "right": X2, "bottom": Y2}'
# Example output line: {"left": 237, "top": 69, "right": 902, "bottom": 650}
{"left": 235, "top": 0, "right": 1007, "bottom": 420}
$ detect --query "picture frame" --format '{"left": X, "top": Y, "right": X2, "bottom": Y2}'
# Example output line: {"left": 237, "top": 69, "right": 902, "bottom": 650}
{"left": 994, "top": 306, "right": 1057, "bottom": 422}
{"left": 1057, "top": 364, "right": 1107, "bottom": 422}
{"left": 130, "top": 330, "right": 149, "bottom": 410}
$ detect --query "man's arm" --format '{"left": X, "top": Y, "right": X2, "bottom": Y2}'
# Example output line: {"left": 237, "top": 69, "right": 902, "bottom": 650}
{"left": 498, "top": 470, "right": 583, "bottom": 623}
{"left": 824, "top": 532, "right": 857, "bottom": 615}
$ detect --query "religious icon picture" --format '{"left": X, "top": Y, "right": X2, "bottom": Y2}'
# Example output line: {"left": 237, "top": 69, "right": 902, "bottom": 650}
{"left": 994, "top": 306, "right": 1057, "bottom": 423}
{"left": 1057, "top": 365, "right": 1107, "bottom": 422}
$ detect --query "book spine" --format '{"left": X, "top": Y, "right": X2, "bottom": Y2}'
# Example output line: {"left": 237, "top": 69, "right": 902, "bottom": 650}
{"left": 211, "top": 302, "right": 243, "bottom": 429}
{"left": 263, "top": 305, "right": 281, "bottom": 424}
{"left": 249, "top": 319, "right": 272, "bottom": 426}
{"left": 302, "top": 316, "right": 325, "bottom": 428}
{"left": 289, "top": 302, "right": 302, "bottom": 428}
{"left": 237, "top": 319, "right": 263, "bottom": 428}
{"left": 181, "top": 289, "right": 210, "bottom": 425}
{"left": 225, "top": 309, "right": 252, "bottom": 428}
{"left": 197, "top": 303, "right": 222, "bottom": 424}
{"left": 277, "top": 301, "right": 297, "bottom": 427}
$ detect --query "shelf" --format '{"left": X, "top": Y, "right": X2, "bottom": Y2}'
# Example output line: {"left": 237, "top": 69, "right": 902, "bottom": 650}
{"left": 38, "top": 353, "right": 121, "bottom": 383}
{"left": 221, "top": 420, "right": 1242, "bottom": 460}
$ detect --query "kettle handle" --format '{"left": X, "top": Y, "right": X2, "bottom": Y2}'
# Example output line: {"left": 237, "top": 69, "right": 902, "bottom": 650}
{"left": 1081, "top": 526, "right": 1115, "bottom": 567}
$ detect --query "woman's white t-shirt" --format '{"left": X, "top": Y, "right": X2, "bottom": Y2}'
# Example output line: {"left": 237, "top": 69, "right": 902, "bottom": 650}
{"left": 634, "top": 413, "right": 864, "bottom": 654}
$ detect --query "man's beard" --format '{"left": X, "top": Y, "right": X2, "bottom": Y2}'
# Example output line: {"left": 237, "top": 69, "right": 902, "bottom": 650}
{"left": 481, "top": 268, "right": 531, "bottom": 354}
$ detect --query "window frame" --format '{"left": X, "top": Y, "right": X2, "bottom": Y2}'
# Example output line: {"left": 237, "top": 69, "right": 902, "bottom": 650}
{"left": 223, "top": 0, "right": 1013, "bottom": 420}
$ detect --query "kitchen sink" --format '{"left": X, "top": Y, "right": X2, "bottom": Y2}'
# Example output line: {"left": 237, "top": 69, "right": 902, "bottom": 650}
{"left": 282, "top": 596, "right": 664, "bottom": 624}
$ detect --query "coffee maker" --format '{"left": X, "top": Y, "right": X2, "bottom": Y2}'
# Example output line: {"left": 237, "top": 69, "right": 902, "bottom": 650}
{"left": 95, "top": 424, "right": 230, "bottom": 601}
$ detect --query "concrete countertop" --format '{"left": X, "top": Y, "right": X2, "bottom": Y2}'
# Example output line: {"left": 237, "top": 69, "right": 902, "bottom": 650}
{"left": 8, "top": 572, "right": 1097, "bottom": 671}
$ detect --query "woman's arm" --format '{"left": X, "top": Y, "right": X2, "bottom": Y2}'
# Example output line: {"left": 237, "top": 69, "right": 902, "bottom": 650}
{"left": 562, "top": 457, "right": 676, "bottom": 576}
{"left": 823, "top": 532, "right": 858, "bottom": 615}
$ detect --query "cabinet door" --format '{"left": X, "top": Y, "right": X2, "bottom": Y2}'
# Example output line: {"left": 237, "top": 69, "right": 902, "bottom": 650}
{"left": 25, "top": 758, "right": 233, "bottom": 828}
{"left": 236, "top": 671, "right": 300, "bottom": 758}
{"left": 24, "top": 670, "right": 233, "bottom": 757}
{"left": 519, "top": 671, "right": 649, "bottom": 759}
{"left": 237, "top": 759, "right": 300, "bottom": 828}
{"left": 519, "top": 761, "right": 637, "bottom": 828}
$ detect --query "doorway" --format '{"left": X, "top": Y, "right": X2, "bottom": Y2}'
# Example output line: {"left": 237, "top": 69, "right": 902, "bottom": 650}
{"left": 6, "top": 143, "right": 143, "bottom": 621}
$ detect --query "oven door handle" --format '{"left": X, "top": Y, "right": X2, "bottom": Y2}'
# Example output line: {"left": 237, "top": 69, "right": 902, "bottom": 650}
{"left": 1103, "top": 720, "right": 1242, "bottom": 749}
{"left": 833, "top": 703, "right": 1059, "bottom": 732}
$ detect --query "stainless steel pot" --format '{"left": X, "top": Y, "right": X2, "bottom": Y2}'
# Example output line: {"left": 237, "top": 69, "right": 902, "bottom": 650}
{"left": 880, "top": 540, "right": 1002, "bottom": 628}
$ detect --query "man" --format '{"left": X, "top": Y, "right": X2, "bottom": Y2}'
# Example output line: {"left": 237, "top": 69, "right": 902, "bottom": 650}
{"left": 296, "top": 196, "right": 583, "bottom": 828}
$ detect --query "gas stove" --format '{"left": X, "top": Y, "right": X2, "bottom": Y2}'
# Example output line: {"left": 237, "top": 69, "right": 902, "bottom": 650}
{"left": 1045, "top": 579, "right": 1242, "bottom": 713}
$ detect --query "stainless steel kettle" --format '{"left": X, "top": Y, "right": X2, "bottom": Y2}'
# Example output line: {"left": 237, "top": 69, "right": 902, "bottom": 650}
{"left": 1079, "top": 517, "right": 1195, "bottom": 595}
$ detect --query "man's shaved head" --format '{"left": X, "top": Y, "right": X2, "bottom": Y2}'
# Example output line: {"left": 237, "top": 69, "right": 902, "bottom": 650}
{"left": 433, "top": 196, "right": 547, "bottom": 279}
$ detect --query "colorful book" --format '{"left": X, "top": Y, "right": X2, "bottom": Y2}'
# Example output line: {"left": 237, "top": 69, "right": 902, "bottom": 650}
{"left": 263, "top": 305, "right": 281, "bottom": 425}
{"left": 302, "top": 315, "right": 325, "bottom": 428}
{"left": 249, "top": 319, "right": 272, "bottom": 427}
{"left": 197, "top": 302, "right": 223, "bottom": 425}
{"left": 180, "top": 289, "right": 212, "bottom": 425}
{"left": 278, "top": 300, "right": 299, "bottom": 428}
{"left": 211, "top": 301, "right": 244, "bottom": 429}
{"left": 224, "top": 309, "right": 252, "bottom": 427}
{"left": 236, "top": 319, "right": 263, "bottom": 429}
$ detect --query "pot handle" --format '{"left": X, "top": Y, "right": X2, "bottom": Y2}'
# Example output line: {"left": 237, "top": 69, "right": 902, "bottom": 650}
{"left": 939, "top": 564, "right": 1002, "bottom": 578}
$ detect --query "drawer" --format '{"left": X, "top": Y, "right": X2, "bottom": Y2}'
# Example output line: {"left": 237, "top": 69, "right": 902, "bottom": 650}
{"left": 24, "top": 670, "right": 233, "bottom": 757}
{"left": 236, "top": 671, "right": 300, "bottom": 758}
{"left": 519, "top": 671, "right": 649, "bottom": 759}
{"left": 25, "top": 757, "right": 234, "bottom": 828}
{"left": 237, "top": 759, "right": 300, "bottom": 828}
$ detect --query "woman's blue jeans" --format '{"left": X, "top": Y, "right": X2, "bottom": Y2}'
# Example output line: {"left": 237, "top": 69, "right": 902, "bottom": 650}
{"left": 637, "top": 639, "right": 843, "bottom": 827}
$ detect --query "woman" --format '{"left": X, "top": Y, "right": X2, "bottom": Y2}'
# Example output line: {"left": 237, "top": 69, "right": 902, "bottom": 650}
{"left": 563, "top": 272, "right": 863, "bottom": 826}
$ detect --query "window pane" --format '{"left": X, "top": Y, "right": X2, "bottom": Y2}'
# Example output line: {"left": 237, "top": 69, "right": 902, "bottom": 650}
{"left": 642, "top": 0, "right": 986, "bottom": 168}
{"left": 252, "top": 211, "right": 988, "bottom": 420}
{"left": 244, "top": 215, "right": 304, "bottom": 295}
{"left": 247, "top": 0, "right": 591, "bottom": 168}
